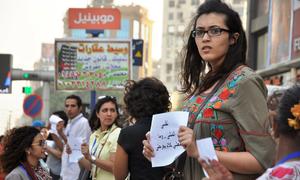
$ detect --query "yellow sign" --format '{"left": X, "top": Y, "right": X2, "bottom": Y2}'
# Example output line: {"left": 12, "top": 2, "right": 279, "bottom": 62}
{"left": 135, "top": 51, "right": 142, "bottom": 58}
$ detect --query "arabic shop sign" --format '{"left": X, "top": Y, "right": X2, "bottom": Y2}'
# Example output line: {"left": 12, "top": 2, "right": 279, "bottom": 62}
{"left": 68, "top": 8, "right": 121, "bottom": 30}
{"left": 55, "top": 39, "right": 131, "bottom": 91}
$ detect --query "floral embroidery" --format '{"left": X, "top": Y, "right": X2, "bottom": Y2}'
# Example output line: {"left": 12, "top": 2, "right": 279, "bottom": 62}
{"left": 203, "top": 108, "right": 213, "bottom": 118}
{"left": 219, "top": 87, "right": 231, "bottom": 100}
{"left": 211, "top": 124, "right": 228, "bottom": 151}
{"left": 185, "top": 66, "right": 247, "bottom": 151}
{"left": 271, "top": 167, "right": 294, "bottom": 178}
{"left": 213, "top": 101, "right": 222, "bottom": 109}
{"left": 196, "top": 97, "right": 204, "bottom": 104}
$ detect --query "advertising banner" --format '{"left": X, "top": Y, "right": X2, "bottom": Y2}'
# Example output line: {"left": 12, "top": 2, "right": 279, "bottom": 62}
{"left": 291, "top": 0, "right": 300, "bottom": 59}
{"left": 269, "top": 0, "right": 291, "bottom": 64}
{"left": 68, "top": 8, "right": 121, "bottom": 30}
{"left": 55, "top": 39, "right": 131, "bottom": 90}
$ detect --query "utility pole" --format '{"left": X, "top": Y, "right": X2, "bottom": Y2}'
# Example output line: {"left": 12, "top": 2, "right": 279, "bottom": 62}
{"left": 12, "top": 69, "right": 54, "bottom": 122}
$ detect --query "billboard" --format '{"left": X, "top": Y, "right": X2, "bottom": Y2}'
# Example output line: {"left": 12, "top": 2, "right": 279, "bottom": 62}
{"left": 0, "top": 54, "right": 12, "bottom": 94}
{"left": 68, "top": 8, "right": 121, "bottom": 30}
{"left": 269, "top": 0, "right": 292, "bottom": 64}
{"left": 291, "top": 0, "right": 300, "bottom": 59}
{"left": 55, "top": 39, "right": 131, "bottom": 90}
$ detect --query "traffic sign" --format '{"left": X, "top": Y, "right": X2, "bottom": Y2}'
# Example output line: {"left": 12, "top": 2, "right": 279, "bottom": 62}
{"left": 132, "top": 39, "right": 143, "bottom": 66}
{"left": 23, "top": 94, "right": 43, "bottom": 118}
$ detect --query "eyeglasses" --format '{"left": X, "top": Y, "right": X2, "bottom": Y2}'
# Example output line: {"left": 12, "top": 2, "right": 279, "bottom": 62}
{"left": 191, "top": 27, "right": 231, "bottom": 38}
{"left": 32, "top": 140, "right": 46, "bottom": 147}
{"left": 98, "top": 95, "right": 116, "bottom": 100}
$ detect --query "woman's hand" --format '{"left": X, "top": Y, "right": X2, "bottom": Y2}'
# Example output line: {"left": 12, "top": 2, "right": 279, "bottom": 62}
{"left": 199, "top": 159, "right": 233, "bottom": 180}
{"left": 142, "top": 132, "right": 154, "bottom": 161}
{"left": 178, "top": 126, "right": 199, "bottom": 158}
{"left": 81, "top": 143, "right": 91, "bottom": 161}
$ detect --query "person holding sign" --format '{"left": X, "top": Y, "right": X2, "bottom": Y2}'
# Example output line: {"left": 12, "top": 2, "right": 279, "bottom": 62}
{"left": 114, "top": 77, "right": 171, "bottom": 180}
{"left": 80, "top": 96, "right": 121, "bottom": 180}
{"left": 143, "top": 0, "right": 275, "bottom": 179}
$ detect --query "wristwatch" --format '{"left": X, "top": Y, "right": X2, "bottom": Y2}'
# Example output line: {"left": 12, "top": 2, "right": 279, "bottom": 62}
{"left": 91, "top": 155, "right": 96, "bottom": 164}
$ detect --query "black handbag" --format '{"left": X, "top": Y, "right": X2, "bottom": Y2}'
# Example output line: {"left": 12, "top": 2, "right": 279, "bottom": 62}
{"left": 162, "top": 76, "right": 228, "bottom": 180}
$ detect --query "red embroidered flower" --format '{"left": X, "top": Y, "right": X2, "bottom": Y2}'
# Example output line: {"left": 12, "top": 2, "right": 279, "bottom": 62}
{"left": 271, "top": 167, "right": 294, "bottom": 178}
{"left": 214, "top": 101, "right": 222, "bottom": 109}
{"left": 203, "top": 108, "right": 213, "bottom": 118}
{"left": 196, "top": 97, "right": 204, "bottom": 104}
{"left": 214, "top": 128, "right": 223, "bottom": 139}
{"left": 219, "top": 88, "right": 231, "bottom": 100}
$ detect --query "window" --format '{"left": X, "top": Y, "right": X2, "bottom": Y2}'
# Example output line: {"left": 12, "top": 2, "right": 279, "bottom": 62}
{"left": 178, "top": 25, "right": 185, "bottom": 32}
{"left": 178, "top": 0, "right": 186, "bottom": 4}
{"left": 233, "top": 0, "right": 242, "bottom": 4}
{"left": 191, "top": 0, "right": 198, "bottom": 5}
{"left": 169, "top": 13, "right": 174, "bottom": 20}
{"left": 166, "top": 63, "right": 173, "bottom": 73}
{"left": 256, "top": 32, "right": 268, "bottom": 69}
{"left": 168, "top": 25, "right": 175, "bottom": 33}
{"left": 166, "top": 76, "right": 172, "bottom": 82}
{"left": 177, "top": 12, "right": 183, "bottom": 19}
{"left": 169, "top": 0, "right": 175, "bottom": 7}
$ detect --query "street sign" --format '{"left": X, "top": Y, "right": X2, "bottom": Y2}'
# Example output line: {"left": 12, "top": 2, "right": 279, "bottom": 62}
{"left": 132, "top": 39, "right": 143, "bottom": 66}
{"left": 23, "top": 94, "right": 43, "bottom": 118}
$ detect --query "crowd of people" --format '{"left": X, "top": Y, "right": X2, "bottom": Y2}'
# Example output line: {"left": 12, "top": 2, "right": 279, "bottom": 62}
{"left": 0, "top": 0, "right": 299, "bottom": 180}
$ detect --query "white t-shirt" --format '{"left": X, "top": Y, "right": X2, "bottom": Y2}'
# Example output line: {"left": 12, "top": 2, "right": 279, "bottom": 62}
{"left": 60, "top": 113, "right": 91, "bottom": 180}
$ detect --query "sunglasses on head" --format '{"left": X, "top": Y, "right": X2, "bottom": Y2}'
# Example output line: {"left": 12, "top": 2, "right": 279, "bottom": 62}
{"left": 98, "top": 95, "right": 116, "bottom": 100}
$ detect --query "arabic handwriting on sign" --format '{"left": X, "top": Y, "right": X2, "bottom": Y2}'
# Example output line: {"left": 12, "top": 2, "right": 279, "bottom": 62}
{"left": 161, "top": 120, "right": 169, "bottom": 129}
{"left": 155, "top": 141, "right": 182, "bottom": 152}
{"left": 73, "top": 13, "right": 115, "bottom": 25}
{"left": 167, "top": 131, "right": 176, "bottom": 139}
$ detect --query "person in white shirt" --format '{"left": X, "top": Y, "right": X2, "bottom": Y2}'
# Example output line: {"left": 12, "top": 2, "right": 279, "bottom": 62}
{"left": 60, "top": 94, "right": 92, "bottom": 180}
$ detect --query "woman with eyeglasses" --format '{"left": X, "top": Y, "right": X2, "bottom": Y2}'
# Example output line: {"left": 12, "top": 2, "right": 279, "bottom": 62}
{"left": 142, "top": 0, "right": 275, "bottom": 179}
{"left": 79, "top": 96, "right": 121, "bottom": 180}
{"left": 0, "top": 126, "right": 52, "bottom": 180}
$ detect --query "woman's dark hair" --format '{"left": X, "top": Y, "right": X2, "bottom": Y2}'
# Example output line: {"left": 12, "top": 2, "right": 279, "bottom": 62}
{"left": 89, "top": 96, "right": 120, "bottom": 131}
{"left": 180, "top": 0, "right": 247, "bottom": 96}
{"left": 0, "top": 126, "right": 40, "bottom": 173}
{"left": 52, "top": 110, "right": 68, "bottom": 127}
{"left": 275, "top": 85, "right": 300, "bottom": 136}
{"left": 65, "top": 94, "right": 82, "bottom": 108}
{"left": 124, "top": 77, "right": 171, "bottom": 120}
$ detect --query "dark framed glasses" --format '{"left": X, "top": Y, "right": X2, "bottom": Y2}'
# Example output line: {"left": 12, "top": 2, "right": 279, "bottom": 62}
{"left": 192, "top": 27, "right": 231, "bottom": 38}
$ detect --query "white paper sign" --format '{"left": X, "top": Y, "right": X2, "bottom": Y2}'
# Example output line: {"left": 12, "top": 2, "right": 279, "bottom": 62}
{"left": 196, "top": 137, "right": 218, "bottom": 177}
{"left": 150, "top": 111, "right": 189, "bottom": 167}
{"left": 68, "top": 137, "right": 84, "bottom": 163}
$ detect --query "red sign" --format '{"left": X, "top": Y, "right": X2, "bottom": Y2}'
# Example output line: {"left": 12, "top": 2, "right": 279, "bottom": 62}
{"left": 68, "top": 8, "right": 121, "bottom": 30}
{"left": 23, "top": 94, "right": 43, "bottom": 118}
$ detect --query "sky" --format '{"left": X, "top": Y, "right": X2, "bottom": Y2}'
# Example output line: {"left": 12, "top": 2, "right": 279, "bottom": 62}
{"left": 0, "top": 0, "right": 163, "bottom": 134}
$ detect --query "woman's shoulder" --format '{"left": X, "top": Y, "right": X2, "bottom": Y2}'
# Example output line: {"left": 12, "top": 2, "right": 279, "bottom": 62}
{"left": 5, "top": 166, "right": 29, "bottom": 180}
{"left": 258, "top": 162, "right": 300, "bottom": 180}
{"left": 227, "top": 66, "right": 265, "bottom": 89}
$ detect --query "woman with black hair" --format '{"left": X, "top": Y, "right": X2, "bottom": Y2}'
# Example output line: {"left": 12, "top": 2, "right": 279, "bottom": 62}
{"left": 80, "top": 96, "right": 121, "bottom": 180}
{"left": 0, "top": 126, "right": 51, "bottom": 180}
{"left": 143, "top": 0, "right": 275, "bottom": 179}
{"left": 114, "top": 77, "right": 171, "bottom": 180}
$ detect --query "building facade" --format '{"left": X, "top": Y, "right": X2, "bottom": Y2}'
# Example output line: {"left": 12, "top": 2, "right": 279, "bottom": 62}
{"left": 160, "top": 0, "right": 248, "bottom": 92}
{"left": 247, "top": 0, "right": 300, "bottom": 87}
{"left": 63, "top": 1, "right": 153, "bottom": 80}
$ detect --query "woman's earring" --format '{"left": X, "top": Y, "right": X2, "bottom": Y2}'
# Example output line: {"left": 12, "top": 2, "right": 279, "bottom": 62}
{"left": 26, "top": 150, "right": 31, "bottom": 155}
